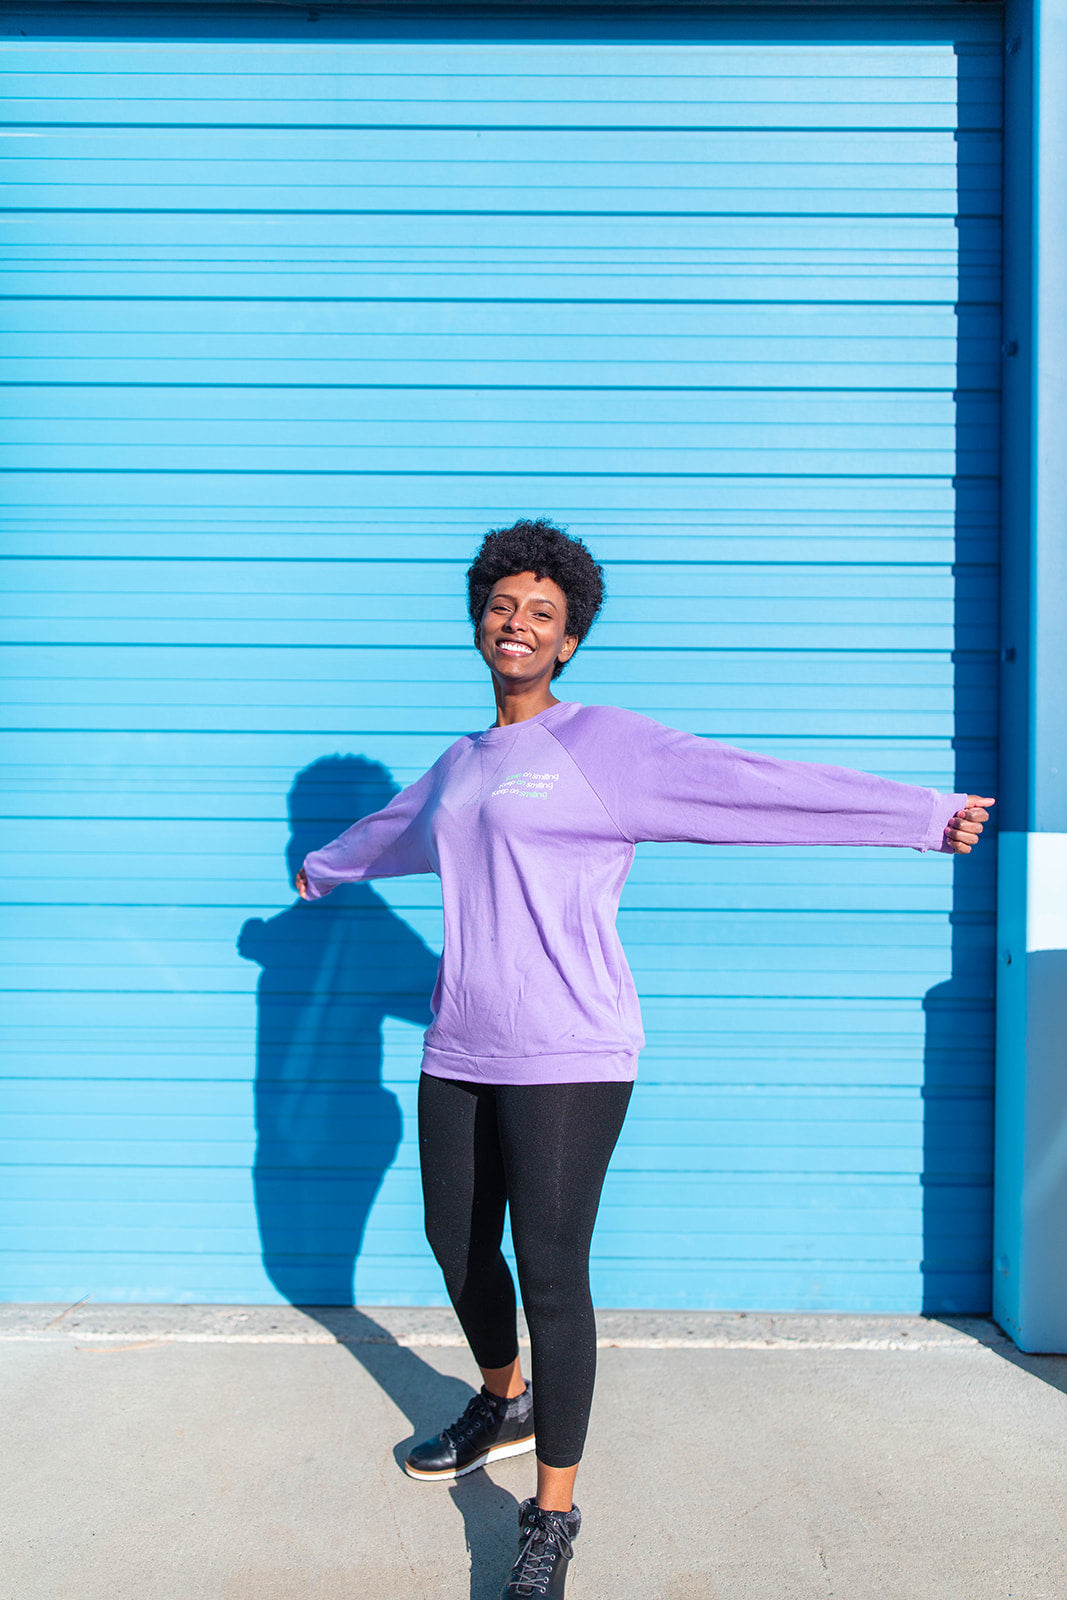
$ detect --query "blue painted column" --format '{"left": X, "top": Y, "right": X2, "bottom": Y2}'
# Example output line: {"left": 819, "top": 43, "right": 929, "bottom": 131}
{"left": 994, "top": 0, "right": 1067, "bottom": 1351}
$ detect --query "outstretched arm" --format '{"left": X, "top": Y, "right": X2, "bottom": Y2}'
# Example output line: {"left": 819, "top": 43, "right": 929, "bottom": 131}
{"left": 563, "top": 709, "right": 986, "bottom": 854}
{"left": 298, "top": 760, "right": 441, "bottom": 900}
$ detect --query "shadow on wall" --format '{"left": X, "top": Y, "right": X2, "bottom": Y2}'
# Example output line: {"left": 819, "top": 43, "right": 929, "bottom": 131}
{"left": 238, "top": 754, "right": 440, "bottom": 1306}
{"left": 921, "top": 921, "right": 996, "bottom": 1314}
{"left": 921, "top": 39, "right": 1000, "bottom": 1315}
{"left": 239, "top": 760, "right": 520, "bottom": 1598}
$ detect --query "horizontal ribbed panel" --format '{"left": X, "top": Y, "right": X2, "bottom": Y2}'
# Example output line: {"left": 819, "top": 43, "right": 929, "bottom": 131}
{"left": 0, "top": 4, "right": 1000, "bottom": 1312}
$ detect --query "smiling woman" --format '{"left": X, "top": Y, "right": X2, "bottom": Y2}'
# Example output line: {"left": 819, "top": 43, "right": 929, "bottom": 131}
{"left": 467, "top": 518, "right": 604, "bottom": 689}
{"left": 481, "top": 568, "right": 573, "bottom": 668}
{"left": 294, "top": 518, "right": 992, "bottom": 1599}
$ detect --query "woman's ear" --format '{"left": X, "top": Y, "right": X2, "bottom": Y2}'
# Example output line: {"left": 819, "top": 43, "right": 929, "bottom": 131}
{"left": 558, "top": 635, "right": 578, "bottom": 663}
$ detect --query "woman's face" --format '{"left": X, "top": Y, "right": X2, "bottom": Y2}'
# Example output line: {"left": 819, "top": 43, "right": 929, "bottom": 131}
{"left": 476, "top": 570, "right": 578, "bottom": 688}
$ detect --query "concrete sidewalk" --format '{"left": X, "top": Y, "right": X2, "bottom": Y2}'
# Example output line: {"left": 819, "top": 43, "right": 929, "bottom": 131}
{"left": 2, "top": 1305, "right": 1065, "bottom": 1600}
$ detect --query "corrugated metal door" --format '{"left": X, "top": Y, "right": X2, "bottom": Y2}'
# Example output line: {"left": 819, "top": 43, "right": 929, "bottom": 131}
{"left": 1, "top": 5, "right": 1000, "bottom": 1309}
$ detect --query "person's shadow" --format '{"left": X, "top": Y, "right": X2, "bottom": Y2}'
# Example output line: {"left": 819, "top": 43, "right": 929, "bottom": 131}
{"left": 238, "top": 753, "right": 437, "bottom": 1308}
{"left": 238, "top": 754, "right": 520, "bottom": 1597}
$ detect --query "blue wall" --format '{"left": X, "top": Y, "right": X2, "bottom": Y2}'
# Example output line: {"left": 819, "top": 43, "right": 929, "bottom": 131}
{"left": 0, "top": 3, "right": 1000, "bottom": 1309}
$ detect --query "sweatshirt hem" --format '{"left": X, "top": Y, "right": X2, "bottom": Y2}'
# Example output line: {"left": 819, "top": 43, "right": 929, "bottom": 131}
{"left": 420, "top": 1045, "right": 639, "bottom": 1086}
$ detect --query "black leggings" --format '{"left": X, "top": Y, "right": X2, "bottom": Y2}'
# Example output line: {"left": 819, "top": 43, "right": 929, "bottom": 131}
{"left": 417, "top": 1073, "right": 633, "bottom": 1468}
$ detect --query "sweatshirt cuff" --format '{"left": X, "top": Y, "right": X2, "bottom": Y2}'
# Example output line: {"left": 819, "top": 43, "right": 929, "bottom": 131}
{"left": 300, "top": 853, "right": 333, "bottom": 900}
{"left": 920, "top": 789, "right": 969, "bottom": 853}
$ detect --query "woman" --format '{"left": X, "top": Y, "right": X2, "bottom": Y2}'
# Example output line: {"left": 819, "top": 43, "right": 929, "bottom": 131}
{"left": 297, "top": 519, "right": 992, "bottom": 1598}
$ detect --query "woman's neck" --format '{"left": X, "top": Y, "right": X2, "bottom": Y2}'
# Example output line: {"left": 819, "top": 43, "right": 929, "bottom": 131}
{"left": 491, "top": 684, "right": 561, "bottom": 728}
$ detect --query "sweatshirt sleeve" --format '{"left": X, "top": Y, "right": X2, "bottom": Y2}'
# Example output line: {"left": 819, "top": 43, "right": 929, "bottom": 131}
{"left": 566, "top": 709, "right": 967, "bottom": 853}
{"left": 300, "top": 760, "right": 440, "bottom": 901}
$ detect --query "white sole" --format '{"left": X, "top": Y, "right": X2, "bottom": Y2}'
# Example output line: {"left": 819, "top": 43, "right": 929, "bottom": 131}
{"left": 404, "top": 1433, "right": 536, "bottom": 1482}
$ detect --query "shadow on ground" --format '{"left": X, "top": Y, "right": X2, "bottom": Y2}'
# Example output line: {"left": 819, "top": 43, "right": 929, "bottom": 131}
{"left": 290, "top": 1307, "right": 523, "bottom": 1600}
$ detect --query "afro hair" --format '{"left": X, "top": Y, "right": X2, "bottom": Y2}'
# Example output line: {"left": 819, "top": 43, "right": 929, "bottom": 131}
{"left": 466, "top": 518, "right": 605, "bottom": 679}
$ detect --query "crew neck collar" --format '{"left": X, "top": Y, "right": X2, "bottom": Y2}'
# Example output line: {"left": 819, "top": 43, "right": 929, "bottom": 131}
{"left": 478, "top": 700, "right": 578, "bottom": 744}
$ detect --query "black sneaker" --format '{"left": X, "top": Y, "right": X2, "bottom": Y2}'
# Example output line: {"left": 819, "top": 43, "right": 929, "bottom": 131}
{"left": 403, "top": 1385, "right": 535, "bottom": 1481}
{"left": 500, "top": 1498, "right": 581, "bottom": 1599}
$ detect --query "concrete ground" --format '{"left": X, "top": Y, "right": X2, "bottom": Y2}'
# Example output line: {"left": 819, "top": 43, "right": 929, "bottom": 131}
{"left": 2, "top": 1304, "right": 1066, "bottom": 1600}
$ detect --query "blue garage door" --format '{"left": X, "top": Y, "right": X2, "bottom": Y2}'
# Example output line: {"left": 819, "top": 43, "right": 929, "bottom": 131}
{"left": 0, "top": 5, "right": 1000, "bottom": 1310}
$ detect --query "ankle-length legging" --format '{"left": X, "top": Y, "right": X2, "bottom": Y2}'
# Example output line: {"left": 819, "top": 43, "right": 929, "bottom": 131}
{"left": 417, "top": 1072, "right": 633, "bottom": 1468}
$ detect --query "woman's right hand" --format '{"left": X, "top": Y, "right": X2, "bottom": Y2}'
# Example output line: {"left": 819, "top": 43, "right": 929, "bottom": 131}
{"left": 941, "top": 796, "right": 995, "bottom": 854}
{"left": 295, "top": 868, "right": 309, "bottom": 899}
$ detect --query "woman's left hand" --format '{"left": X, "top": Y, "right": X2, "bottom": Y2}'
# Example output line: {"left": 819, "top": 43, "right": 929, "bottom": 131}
{"left": 941, "top": 796, "right": 995, "bottom": 853}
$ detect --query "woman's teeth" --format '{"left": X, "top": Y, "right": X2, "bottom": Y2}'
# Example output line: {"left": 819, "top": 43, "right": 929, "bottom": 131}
{"left": 498, "top": 641, "right": 533, "bottom": 655}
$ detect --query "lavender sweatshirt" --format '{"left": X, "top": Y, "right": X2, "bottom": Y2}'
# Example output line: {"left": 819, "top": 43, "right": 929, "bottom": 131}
{"left": 301, "top": 701, "right": 967, "bottom": 1086}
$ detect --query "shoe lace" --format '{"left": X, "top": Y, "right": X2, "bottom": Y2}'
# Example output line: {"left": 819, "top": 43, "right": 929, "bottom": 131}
{"left": 508, "top": 1508, "right": 574, "bottom": 1597}
{"left": 441, "top": 1393, "right": 495, "bottom": 1448}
